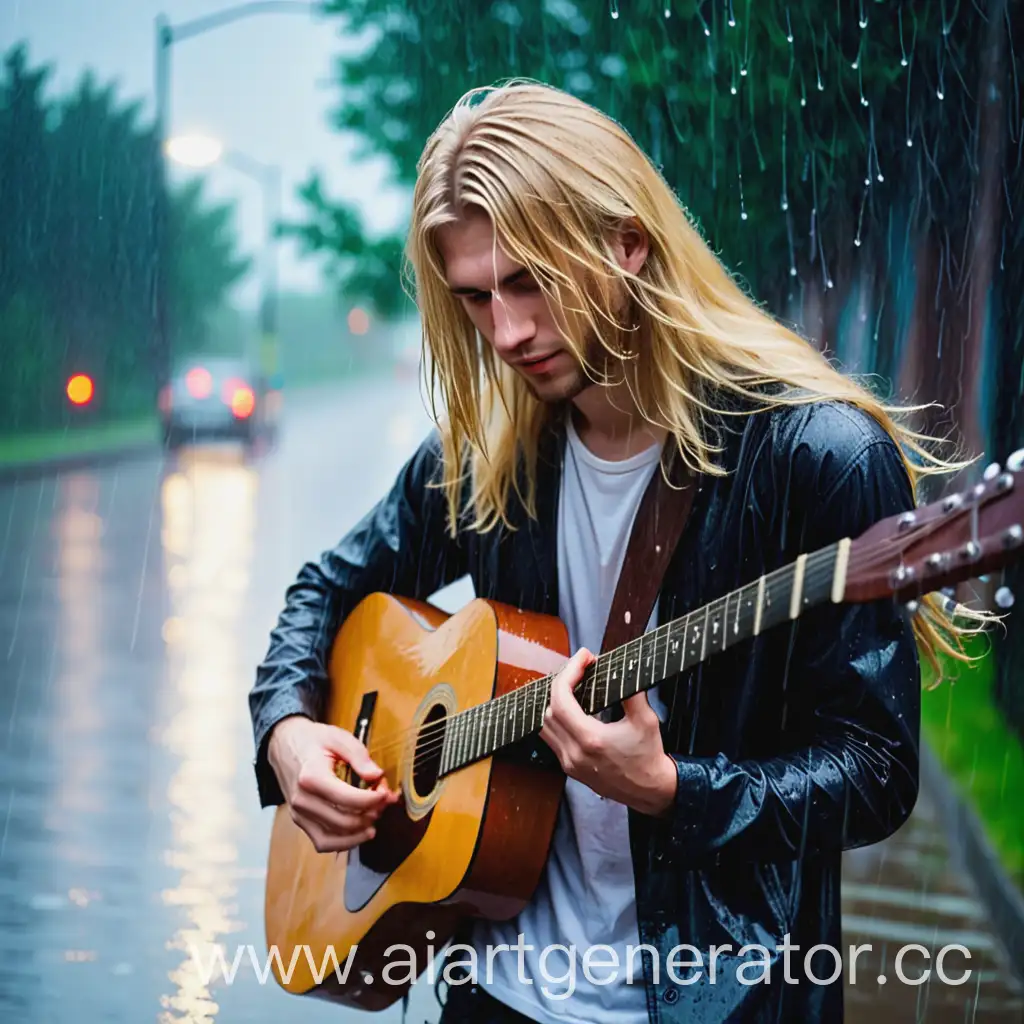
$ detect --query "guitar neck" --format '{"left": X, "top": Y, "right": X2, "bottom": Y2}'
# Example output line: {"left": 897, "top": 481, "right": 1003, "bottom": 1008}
{"left": 439, "top": 538, "right": 852, "bottom": 777}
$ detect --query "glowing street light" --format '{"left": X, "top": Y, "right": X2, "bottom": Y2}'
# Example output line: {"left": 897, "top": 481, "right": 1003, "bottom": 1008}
{"left": 164, "top": 133, "right": 224, "bottom": 168}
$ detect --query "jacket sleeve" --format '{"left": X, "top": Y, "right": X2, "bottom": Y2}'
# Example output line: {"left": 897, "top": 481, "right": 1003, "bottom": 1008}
{"left": 659, "top": 421, "right": 922, "bottom": 864}
{"left": 247, "top": 430, "right": 469, "bottom": 807}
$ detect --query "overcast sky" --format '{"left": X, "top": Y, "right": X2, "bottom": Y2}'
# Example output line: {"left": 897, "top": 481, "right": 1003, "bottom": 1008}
{"left": 1, "top": 0, "right": 410, "bottom": 309}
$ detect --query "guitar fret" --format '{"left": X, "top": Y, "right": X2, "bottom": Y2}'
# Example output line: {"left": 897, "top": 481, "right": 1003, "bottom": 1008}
{"left": 753, "top": 575, "right": 766, "bottom": 635}
{"left": 642, "top": 631, "right": 655, "bottom": 692}
{"left": 624, "top": 640, "right": 636, "bottom": 699}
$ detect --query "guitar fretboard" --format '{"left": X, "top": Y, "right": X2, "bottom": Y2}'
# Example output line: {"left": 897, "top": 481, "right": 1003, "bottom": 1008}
{"left": 438, "top": 539, "right": 850, "bottom": 777}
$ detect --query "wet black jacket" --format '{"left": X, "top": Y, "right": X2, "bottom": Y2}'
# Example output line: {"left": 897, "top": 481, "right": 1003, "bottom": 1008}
{"left": 249, "top": 395, "right": 921, "bottom": 1023}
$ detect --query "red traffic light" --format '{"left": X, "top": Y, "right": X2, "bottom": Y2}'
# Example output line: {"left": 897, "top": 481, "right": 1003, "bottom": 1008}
{"left": 66, "top": 374, "right": 94, "bottom": 406}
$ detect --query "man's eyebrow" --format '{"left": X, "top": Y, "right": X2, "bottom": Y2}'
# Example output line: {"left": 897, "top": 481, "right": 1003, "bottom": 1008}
{"left": 448, "top": 268, "right": 530, "bottom": 295}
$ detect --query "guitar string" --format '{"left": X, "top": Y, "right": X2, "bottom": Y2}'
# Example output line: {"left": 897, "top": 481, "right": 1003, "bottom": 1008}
{"left": 390, "top": 548, "right": 846, "bottom": 772}
{"left": 352, "top": 545, "right": 850, "bottom": 773}
{"left": 362, "top": 547, "right": 844, "bottom": 769}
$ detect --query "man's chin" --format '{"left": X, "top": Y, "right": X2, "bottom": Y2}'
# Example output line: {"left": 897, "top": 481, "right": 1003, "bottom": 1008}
{"left": 522, "top": 368, "right": 589, "bottom": 404}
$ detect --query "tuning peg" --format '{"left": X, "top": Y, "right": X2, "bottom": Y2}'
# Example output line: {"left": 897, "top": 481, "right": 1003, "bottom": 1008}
{"left": 983, "top": 462, "right": 1002, "bottom": 480}
{"left": 995, "top": 586, "right": 1015, "bottom": 609}
{"left": 1008, "top": 448, "right": 1024, "bottom": 473}
{"left": 904, "top": 599, "right": 919, "bottom": 614}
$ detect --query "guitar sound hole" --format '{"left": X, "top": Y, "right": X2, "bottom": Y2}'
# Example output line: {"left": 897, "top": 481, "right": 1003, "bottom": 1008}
{"left": 413, "top": 703, "right": 447, "bottom": 798}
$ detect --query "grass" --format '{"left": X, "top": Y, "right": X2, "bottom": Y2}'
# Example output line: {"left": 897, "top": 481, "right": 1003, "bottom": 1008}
{"left": 921, "top": 634, "right": 1024, "bottom": 889}
{"left": 0, "top": 415, "right": 159, "bottom": 468}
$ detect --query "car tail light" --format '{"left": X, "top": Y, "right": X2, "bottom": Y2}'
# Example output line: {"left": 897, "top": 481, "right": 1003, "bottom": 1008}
{"left": 66, "top": 374, "right": 94, "bottom": 406}
{"left": 229, "top": 384, "right": 255, "bottom": 419}
{"left": 186, "top": 367, "right": 212, "bottom": 398}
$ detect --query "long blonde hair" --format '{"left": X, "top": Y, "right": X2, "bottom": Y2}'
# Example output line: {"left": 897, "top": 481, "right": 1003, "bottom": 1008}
{"left": 403, "top": 78, "right": 993, "bottom": 681}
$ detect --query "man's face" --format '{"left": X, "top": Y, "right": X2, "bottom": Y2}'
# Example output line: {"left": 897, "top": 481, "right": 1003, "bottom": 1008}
{"left": 437, "top": 211, "right": 598, "bottom": 404}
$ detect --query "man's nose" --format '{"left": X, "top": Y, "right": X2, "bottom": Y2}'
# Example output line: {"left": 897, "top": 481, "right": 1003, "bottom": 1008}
{"left": 491, "top": 295, "right": 536, "bottom": 356}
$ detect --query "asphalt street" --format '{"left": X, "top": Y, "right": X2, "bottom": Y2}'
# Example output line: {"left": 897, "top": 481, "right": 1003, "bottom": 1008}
{"left": 0, "top": 374, "right": 1020, "bottom": 1023}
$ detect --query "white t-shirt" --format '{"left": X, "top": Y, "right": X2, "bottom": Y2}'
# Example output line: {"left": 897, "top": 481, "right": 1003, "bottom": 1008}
{"left": 470, "top": 412, "right": 667, "bottom": 1023}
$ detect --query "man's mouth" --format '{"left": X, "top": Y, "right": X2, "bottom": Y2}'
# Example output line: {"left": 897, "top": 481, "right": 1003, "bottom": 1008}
{"left": 519, "top": 352, "right": 561, "bottom": 375}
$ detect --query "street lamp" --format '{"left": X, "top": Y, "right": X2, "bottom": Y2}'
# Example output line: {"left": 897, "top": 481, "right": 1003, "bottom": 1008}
{"left": 152, "top": 3, "right": 322, "bottom": 389}
{"left": 165, "top": 133, "right": 283, "bottom": 384}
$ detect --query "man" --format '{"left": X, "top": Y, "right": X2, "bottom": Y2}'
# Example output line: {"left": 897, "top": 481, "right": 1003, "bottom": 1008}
{"left": 249, "top": 81, "right": 966, "bottom": 1023}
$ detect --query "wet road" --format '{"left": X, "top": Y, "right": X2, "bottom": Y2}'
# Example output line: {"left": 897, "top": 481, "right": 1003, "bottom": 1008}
{"left": 0, "top": 375, "right": 1021, "bottom": 1023}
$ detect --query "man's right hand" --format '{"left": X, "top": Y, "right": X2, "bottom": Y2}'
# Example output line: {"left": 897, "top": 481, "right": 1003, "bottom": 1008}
{"left": 267, "top": 715, "right": 401, "bottom": 853}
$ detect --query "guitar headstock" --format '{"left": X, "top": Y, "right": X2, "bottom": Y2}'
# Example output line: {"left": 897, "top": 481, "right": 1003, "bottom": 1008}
{"left": 844, "top": 448, "right": 1024, "bottom": 605}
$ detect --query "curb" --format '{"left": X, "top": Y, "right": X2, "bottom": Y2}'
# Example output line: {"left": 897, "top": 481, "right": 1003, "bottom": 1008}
{"left": 0, "top": 439, "right": 162, "bottom": 485}
{"left": 919, "top": 738, "right": 1024, "bottom": 980}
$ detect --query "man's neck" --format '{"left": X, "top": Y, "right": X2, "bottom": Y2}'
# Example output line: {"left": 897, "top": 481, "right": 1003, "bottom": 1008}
{"left": 569, "top": 380, "right": 666, "bottom": 462}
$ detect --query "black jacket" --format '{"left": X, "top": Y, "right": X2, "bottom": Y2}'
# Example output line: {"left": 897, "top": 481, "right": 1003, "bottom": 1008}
{"left": 248, "top": 395, "right": 921, "bottom": 1023}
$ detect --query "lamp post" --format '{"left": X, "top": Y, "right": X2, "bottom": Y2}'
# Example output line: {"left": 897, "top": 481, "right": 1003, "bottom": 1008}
{"left": 165, "top": 135, "right": 284, "bottom": 383}
{"left": 152, "top": 2, "right": 321, "bottom": 390}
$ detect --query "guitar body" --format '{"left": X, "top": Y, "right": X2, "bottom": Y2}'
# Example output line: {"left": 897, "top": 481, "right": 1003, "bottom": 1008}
{"left": 263, "top": 593, "right": 571, "bottom": 1010}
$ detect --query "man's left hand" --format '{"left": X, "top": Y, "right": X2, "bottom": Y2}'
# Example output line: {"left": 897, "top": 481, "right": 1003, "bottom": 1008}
{"left": 539, "top": 647, "right": 678, "bottom": 816}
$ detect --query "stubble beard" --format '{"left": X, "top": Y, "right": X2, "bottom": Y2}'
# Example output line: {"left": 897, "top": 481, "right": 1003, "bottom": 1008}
{"left": 521, "top": 331, "right": 610, "bottom": 405}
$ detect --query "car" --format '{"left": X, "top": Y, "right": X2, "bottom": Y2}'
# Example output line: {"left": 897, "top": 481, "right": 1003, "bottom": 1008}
{"left": 159, "top": 355, "right": 281, "bottom": 450}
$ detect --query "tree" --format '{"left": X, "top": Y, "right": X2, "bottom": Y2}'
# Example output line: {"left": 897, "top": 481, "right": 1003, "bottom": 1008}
{"left": 0, "top": 42, "right": 249, "bottom": 432}
{"left": 297, "top": 1, "right": 965, "bottom": 344}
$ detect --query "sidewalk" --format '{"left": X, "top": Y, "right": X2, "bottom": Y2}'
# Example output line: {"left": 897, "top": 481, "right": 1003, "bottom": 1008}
{"left": 841, "top": 781, "right": 1024, "bottom": 1022}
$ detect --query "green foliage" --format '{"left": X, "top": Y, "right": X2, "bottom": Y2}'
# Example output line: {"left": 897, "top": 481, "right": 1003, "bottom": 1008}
{"left": 0, "top": 42, "right": 249, "bottom": 434}
{"left": 0, "top": 292, "right": 66, "bottom": 432}
{"left": 169, "top": 178, "right": 252, "bottom": 347}
{"left": 299, "top": 0, "right": 984, "bottom": 319}
{"left": 922, "top": 636, "right": 1024, "bottom": 889}
{"left": 282, "top": 174, "right": 415, "bottom": 319}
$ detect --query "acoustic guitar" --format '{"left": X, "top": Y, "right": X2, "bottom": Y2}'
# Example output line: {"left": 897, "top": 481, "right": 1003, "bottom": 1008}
{"left": 262, "top": 448, "right": 1024, "bottom": 1009}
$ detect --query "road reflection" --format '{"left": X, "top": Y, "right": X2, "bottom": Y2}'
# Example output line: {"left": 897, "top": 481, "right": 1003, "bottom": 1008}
{"left": 157, "top": 447, "right": 259, "bottom": 1024}
{"left": 54, "top": 473, "right": 104, "bottom": 963}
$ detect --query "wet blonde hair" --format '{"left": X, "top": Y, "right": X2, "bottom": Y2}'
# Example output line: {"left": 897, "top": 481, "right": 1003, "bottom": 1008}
{"left": 403, "top": 78, "right": 993, "bottom": 679}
